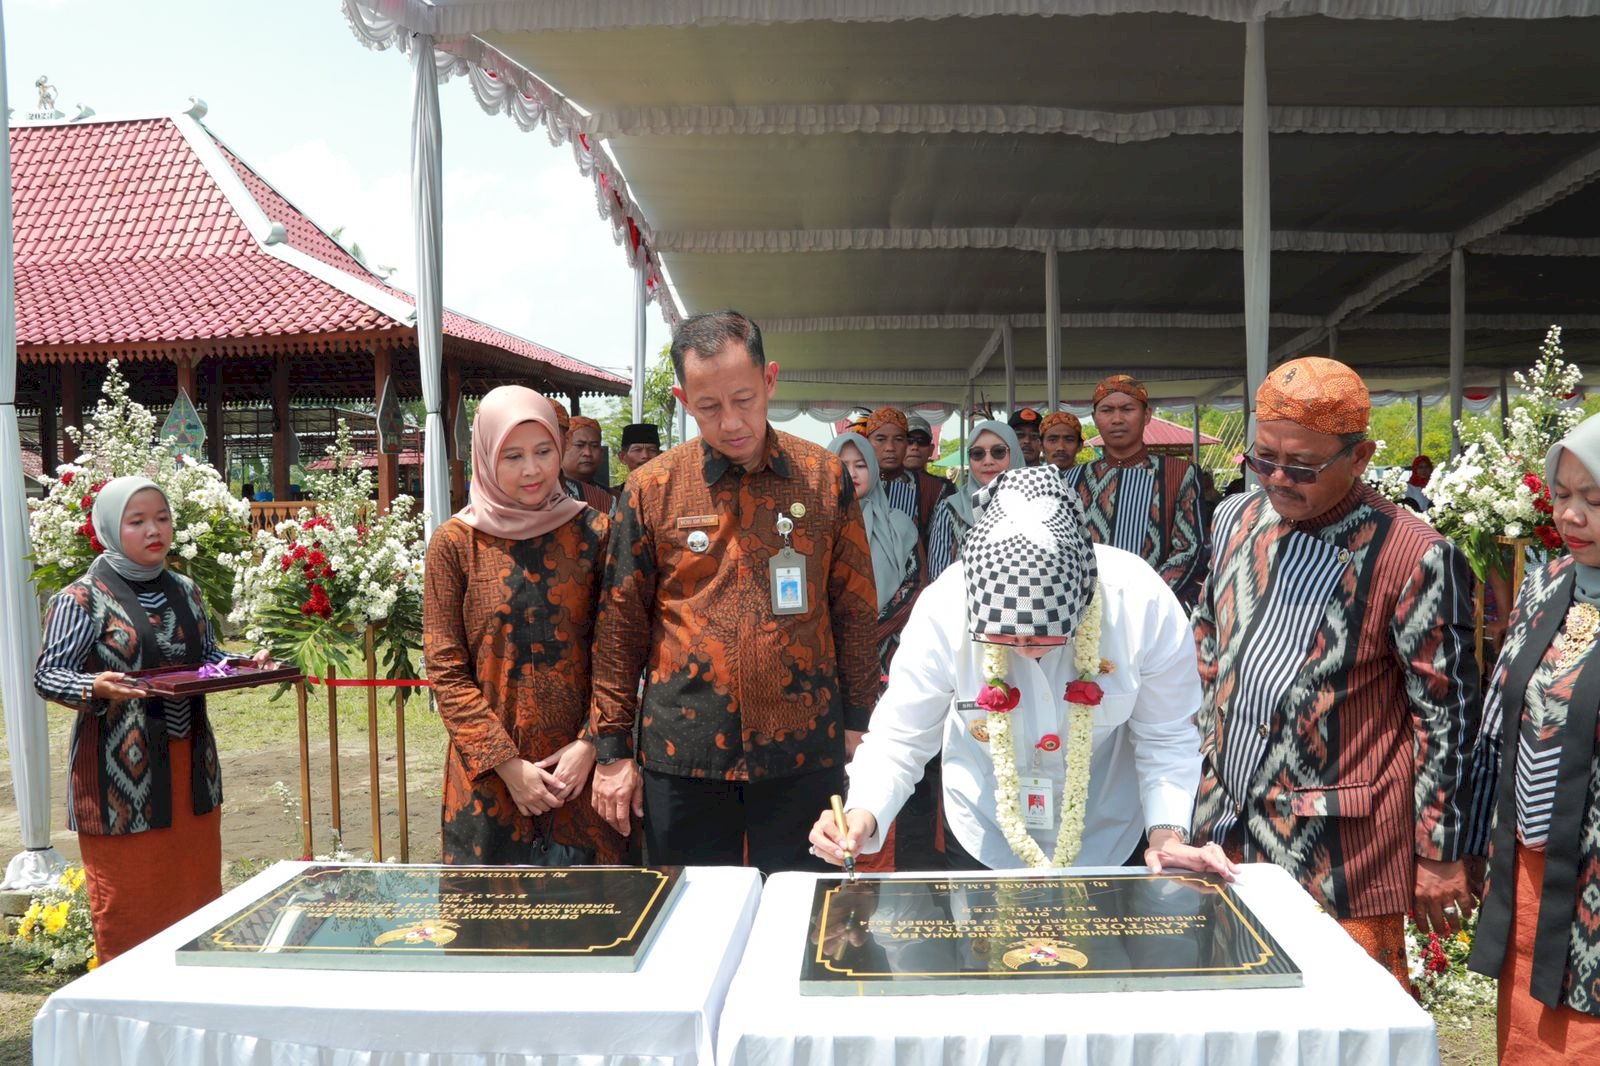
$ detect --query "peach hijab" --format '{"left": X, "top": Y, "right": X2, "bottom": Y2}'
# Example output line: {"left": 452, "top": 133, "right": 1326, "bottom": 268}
{"left": 454, "top": 385, "right": 585, "bottom": 540}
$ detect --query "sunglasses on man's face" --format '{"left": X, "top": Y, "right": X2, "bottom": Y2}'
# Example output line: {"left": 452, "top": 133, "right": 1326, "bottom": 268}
{"left": 1241, "top": 442, "right": 1356, "bottom": 485}
{"left": 969, "top": 445, "right": 1009, "bottom": 462}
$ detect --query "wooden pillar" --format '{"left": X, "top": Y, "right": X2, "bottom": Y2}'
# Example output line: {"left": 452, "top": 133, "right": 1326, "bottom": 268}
{"left": 445, "top": 361, "right": 465, "bottom": 512}
{"left": 271, "top": 354, "right": 292, "bottom": 500}
{"left": 568, "top": 390, "right": 582, "bottom": 417}
{"left": 38, "top": 365, "right": 59, "bottom": 475}
{"left": 175, "top": 355, "right": 197, "bottom": 406}
{"left": 206, "top": 359, "right": 226, "bottom": 474}
{"left": 374, "top": 346, "right": 398, "bottom": 515}
{"left": 60, "top": 362, "right": 82, "bottom": 464}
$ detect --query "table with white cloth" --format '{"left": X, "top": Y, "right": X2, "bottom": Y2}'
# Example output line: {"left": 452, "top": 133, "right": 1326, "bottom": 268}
{"left": 715, "top": 864, "right": 1439, "bottom": 1066}
{"left": 33, "top": 861, "right": 763, "bottom": 1066}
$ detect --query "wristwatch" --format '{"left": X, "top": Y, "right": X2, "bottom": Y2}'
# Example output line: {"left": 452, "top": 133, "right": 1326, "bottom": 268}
{"left": 1148, "top": 824, "right": 1190, "bottom": 844}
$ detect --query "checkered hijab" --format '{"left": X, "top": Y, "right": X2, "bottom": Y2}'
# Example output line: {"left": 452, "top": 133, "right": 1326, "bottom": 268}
{"left": 960, "top": 465, "right": 1097, "bottom": 640}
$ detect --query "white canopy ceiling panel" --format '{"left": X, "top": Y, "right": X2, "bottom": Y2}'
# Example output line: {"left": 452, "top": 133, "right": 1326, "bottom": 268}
{"left": 344, "top": 0, "right": 1600, "bottom": 408}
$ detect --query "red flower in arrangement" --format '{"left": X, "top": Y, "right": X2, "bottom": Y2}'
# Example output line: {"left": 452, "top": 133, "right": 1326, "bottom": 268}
{"left": 1065, "top": 680, "right": 1104, "bottom": 706}
{"left": 300, "top": 583, "right": 333, "bottom": 619}
{"left": 301, "top": 515, "right": 333, "bottom": 533}
{"left": 976, "top": 684, "right": 1022, "bottom": 713}
{"left": 1537, "top": 524, "right": 1565, "bottom": 551}
{"left": 1424, "top": 932, "right": 1449, "bottom": 976}
{"left": 1526, "top": 473, "right": 1555, "bottom": 516}
{"left": 79, "top": 494, "right": 94, "bottom": 512}
{"left": 76, "top": 520, "right": 104, "bottom": 554}
{"left": 59, "top": 472, "right": 73, "bottom": 486}
{"left": 1036, "top": 734, "right": 1062, "bottom": 753}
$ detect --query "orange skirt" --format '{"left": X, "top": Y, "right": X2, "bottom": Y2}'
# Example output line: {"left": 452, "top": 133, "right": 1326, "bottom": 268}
{"left": 1496, "top": 844, "right": 1600, "bottom": 1065}
{"left": 77, "top": 737, "right": 222, "bottom": 963}
{"left": 1337, "top": 912, "right": 1410, "bottom": 990}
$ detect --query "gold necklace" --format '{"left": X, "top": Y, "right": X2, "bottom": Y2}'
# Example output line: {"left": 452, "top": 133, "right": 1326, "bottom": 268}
{"left": 1555, "top": 602, "right": 1600, "bottom": 673}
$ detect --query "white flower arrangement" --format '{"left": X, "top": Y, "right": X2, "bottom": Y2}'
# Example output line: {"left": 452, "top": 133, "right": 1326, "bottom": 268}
{"left": 1425, "top": 326, "right": 1577, "bottom": 576}
{"left": 979, "top": 584, "right": 1105, "bottom": 868}
{"left": 28, "top": 361, "right": 251, "bottom": 622}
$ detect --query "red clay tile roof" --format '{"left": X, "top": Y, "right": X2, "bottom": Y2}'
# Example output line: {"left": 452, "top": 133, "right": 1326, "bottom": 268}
{"left": 10, "top": 116, "right": 626, "bottom": 390}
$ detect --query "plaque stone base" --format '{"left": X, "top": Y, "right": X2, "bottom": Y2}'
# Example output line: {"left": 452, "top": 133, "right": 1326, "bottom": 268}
{"left": 801, "top": 872, "right": 1301, "bottom": 995}
{"left": 177, "top": 864, "right": 683, "bottom": 972}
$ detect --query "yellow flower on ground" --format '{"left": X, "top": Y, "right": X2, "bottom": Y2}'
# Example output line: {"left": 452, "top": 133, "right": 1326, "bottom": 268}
{"left": 61, "top": 867, "right": 85, "bottom": 892}
{"left": 43, "top": 901, "right": 70, "bottom": 936}
{"left": 86, "top": 953, "right": 98, "bottom": 971}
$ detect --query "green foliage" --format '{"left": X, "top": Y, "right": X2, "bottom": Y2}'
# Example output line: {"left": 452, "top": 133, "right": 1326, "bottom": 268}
{"left": 593, "top": 347, "right": 680, "bottom": 485}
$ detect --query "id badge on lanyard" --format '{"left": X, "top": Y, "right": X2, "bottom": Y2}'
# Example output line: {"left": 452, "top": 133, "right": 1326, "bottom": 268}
{"left": 769, "top": 513, "right": 808, "bottom": 616}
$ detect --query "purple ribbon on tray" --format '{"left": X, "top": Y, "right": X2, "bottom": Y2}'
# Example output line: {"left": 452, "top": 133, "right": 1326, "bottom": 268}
{"left": 196, "top": 661, "right": 237, "bottom": 680}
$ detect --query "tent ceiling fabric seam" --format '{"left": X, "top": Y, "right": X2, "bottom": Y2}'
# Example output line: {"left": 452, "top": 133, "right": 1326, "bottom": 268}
{"left": 581, "top": 103, "right": 1600, "bottom": 140}
{"left": 653, "top": 227, "right": 1466, "bottom": 255}
{"left": 345, "top": 0, "right": 1600, "bottom": 37}
{"left": 1272, "top": 139, "right": 1600, "bottom": 362}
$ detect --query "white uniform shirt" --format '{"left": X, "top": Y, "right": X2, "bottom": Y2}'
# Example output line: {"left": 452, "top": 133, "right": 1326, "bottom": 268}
{"left": 846, "top": 544, "right": 1203, "bottom": 868}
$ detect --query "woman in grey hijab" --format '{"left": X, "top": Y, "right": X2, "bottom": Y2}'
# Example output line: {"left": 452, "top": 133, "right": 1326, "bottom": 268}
{"left": 1464, "top": 411, "right": 1600, "bottom": 1062}
{"left": 33, "top": 476, "right": 266, "bottom": 962}
{"left": 925, "top": 420, "right": 1024, "bottom": 579}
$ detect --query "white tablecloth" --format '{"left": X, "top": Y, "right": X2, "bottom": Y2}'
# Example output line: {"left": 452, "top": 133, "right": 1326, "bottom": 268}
{"left": 34, "top": 862, "right": 763, "bottom": 1066}
{"left": 716, "top": 865, "right": 1439, "bottom": 1066}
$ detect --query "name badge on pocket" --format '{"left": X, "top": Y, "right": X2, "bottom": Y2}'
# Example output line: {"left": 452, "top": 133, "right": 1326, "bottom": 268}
{"left": 768, "top": 547, "right": 808, "bottom": 615}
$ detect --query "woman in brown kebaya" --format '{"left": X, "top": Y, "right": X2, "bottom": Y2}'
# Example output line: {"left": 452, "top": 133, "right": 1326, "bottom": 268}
{"left": 423, "top": 385, "right": 623, "bottom": 865}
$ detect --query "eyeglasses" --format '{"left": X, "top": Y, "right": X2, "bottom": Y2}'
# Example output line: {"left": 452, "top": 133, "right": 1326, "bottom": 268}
{"left": 1242, "top": 442, "right": 1357, "bottom": 485}
{"left": 969, "top": 445, "right": 1009, "bottom": 462}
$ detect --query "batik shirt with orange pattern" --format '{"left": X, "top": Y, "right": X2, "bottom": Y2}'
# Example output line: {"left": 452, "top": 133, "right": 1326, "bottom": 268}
{"left": 589, "top": 428, "right": 880, "bottom": 781}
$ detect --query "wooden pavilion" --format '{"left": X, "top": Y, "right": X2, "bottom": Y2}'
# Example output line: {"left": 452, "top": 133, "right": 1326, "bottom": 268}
{"left": 8, "top": 104, "right": 627, "bottom": 515}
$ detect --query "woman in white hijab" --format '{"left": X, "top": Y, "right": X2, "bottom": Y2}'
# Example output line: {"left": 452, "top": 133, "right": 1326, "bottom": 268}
{"left": 34, "top": 476, "right": 268, "bottom": 962}
{"left": 1465, "top": 412, "right": 1600, "bottom": 1062}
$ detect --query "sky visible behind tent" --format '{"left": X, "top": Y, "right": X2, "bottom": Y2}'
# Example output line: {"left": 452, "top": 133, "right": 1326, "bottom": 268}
{"left": 4, "top": 0, "right": 673, "bottom": 388}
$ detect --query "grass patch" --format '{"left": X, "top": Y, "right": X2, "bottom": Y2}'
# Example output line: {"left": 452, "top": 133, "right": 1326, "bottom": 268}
{"left": 0, "top": 947, "right": 73, "bottom": 1066}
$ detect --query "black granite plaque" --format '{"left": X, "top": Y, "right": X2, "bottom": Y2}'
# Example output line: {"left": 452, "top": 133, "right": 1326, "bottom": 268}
{"left": 176, "top": 865, "right": 684, "bottom": 972}
{"left": 801, "top": 872, "right": 1301, "bottom": 995}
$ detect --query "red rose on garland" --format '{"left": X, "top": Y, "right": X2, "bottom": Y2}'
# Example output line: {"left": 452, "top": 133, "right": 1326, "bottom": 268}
{"left": 1065, "top": 680, "right": 1104, "bottom": 706}
{"left": 976, "top": 684, "right": 1021, "bottom": 713}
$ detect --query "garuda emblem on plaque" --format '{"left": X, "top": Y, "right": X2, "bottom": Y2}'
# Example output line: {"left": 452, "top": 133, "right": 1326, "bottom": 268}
{"left": 373, "top": 920, "right": 460, "bottom": 947}
{"left": 1002, "top": 938, "right": 1088, "bottom": 971}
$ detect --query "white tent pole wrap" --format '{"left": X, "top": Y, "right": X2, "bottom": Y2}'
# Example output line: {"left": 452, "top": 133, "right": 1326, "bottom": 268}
{"left": 1002, "top": 324, "right": 1016, "bottom": 416}
{"left": 411, "top": 34, "right": 450, "bottom": 540}
{"left": 1044, "top": 244, "right": 1061, "bottom": 409}
{"left": 0, "top": 9, "right": 67, "bottom": 890}
{"left": 632, "top": 259, "right": 647, "bottom": 424}
{"left": 1449, "top": 249, "right": 1466, "bottom": 456}
{"left": 1242, "top": 19, "right": 1270, "bottom": 485}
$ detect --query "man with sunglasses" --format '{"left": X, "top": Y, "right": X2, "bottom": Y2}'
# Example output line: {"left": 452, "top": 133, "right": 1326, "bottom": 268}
{"left": 1066, "top": 375, "right": 1208, "bottom": 608}
{"left": 1190, "top": 356, "right": 1481, "bottom": 989}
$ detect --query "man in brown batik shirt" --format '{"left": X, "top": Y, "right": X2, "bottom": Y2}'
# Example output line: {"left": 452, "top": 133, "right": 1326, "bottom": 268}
{"left": 587, "top": 310, "right": 880, "bottom": 873}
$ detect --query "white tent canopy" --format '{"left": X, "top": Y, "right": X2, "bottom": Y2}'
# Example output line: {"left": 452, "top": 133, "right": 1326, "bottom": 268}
{"left": 345, "top": 0, "right": 1600, "bottom": 426}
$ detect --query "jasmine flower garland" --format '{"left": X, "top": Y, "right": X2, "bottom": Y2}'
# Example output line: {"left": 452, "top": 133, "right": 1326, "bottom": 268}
{"left": 978, "top": 582, "right": 1107, "bottom": 868}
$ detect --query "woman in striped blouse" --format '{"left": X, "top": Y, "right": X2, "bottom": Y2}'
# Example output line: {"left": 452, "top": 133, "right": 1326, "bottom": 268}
{"left": 1466, "top": 412, "right": 1600, "bottom": 1062}
{"left": 34, "top": 476, "right": 266, "bottom": 962}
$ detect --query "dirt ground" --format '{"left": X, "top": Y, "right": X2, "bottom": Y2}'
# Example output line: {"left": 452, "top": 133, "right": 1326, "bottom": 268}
{"left": 0, "top": 695, "right": 447, "bottom": 871}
